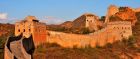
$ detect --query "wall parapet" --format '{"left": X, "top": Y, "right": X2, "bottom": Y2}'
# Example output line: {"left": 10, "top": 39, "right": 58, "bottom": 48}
{"left": 107, "top": 21, "right": 131, "bottom": 25}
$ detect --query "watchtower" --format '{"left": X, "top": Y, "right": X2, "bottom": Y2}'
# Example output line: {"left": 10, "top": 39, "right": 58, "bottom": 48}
{"left": 15, "top": 16, "right": 47, "bottom": 46}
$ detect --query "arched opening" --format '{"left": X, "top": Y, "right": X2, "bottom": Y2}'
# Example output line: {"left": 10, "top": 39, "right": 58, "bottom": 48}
{"left": 18, "top": 29, "right": 20, "bottom": 32}
{"left": 117, "top": 27, "right": 119, "bottom": 29}
{"left": 29, "top": 29, "right": 31, "bottom": 32}
{"left": 23, "top": 29, "right": 25, "bottom": 32}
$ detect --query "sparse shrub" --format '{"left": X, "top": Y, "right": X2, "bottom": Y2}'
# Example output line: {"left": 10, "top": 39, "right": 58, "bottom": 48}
{"left": 81, "top": 28, "right": 91, "bottom": 34}
{"left": 38, "top": 43, "right": 60, "bottom": 48}
{"left": 0, "top": 49, "right": 3, "bottom": 58}
{"left": 0, "top": 35, "right": 7, "bottom": 48}
{"left": 9, "top": 32, "right": 15, "bottom": 37}
{"left": 109, "top": 15, "right": 122, "bottom": 21}
{"left": 119, "top": 7, "right": 125, "bottom": 12}
{"left": 122, "top": 38, "right": 127, "bottom": 43}
{"left": 83, "top": 45, "right": 96, "bottom": 52}
{"left": 36, "top": 43, "right": 61, "bottom": 53}
{"left": 73, "top": 45, "right": 78, "bottom": 49}
{"left": 127, "top": 36, "right": 136, "bottom": 48}
{"left": 47, "top": 43, "right": 61, "bottom": 47}
{"left": 54, "top": 27, "right": 65, "bottom": 31}
{"left": 98, "top": 26, "right": 103, "bottom": 30}
{"left": 96, "top": 44, "right": 102, "bottom": 48}
{"left": 85, "top": 44, "right": 92, "bottom": 49}
{"left": 120, "top": 36, "right": 136, "bottom": 48}
{"left": 137, "top": 48, "right": 140, "bottom": 53}
{"left": 36, "top": 43, "right": 47, "bottom": 53}
{"left": 106, "top": 43, "right": 113, "bottom": 48}
{"left": 100, "top": 16, "right": 106, "bottom": 21}
{"left": 0, "top": 51, "right": 3, "bottom": 59}
{"left": 127, "top": 36, "right": 136, "bottom": 47}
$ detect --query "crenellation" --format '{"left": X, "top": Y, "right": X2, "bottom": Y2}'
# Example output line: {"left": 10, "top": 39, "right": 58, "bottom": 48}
{"left": 107, "top": 21, "right": 131, "bottom": 25}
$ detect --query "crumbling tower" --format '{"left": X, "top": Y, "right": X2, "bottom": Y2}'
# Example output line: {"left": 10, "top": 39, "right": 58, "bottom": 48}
{"left": 105, "top": 5, "right": 118, "bottom": 24}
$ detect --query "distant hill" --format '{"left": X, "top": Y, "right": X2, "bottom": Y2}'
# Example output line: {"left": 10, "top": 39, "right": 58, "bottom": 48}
{"left": 0, "top": 23, "right": 14, "bottom": 47}
{"left": 0, "top": 23, "right": 15, "bottom": 59}
{"left": 60, "top": 21, "right": 73, "bottom": 29}
{"left": 0, "top": 23, "right": 14, "bottom": 36}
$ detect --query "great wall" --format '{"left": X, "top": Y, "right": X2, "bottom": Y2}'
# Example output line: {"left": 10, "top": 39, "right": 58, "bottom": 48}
{"left": 47, "top": 21, "right": 132, "bottom": 48}
{"left": 4, "top": 5, "right": 138, "bottom": 59}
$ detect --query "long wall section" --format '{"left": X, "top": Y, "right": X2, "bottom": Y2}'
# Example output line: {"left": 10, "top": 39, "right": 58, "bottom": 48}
{"left": 46, "top": 21, "right": 132, "bottom": 48}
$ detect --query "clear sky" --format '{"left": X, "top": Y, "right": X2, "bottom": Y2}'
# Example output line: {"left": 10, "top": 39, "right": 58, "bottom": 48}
{"left": 0, "top": 0, "right": 140, "bottom": 24}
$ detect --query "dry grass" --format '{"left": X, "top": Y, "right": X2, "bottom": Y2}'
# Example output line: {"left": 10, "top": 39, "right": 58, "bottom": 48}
{"left": 33, "top": 34, "right": 140, "bottom": 59}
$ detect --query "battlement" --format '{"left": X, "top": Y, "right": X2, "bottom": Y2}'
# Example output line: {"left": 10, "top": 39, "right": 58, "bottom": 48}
{"left": 107, "top": 21, "right": 131, "bottom": 25}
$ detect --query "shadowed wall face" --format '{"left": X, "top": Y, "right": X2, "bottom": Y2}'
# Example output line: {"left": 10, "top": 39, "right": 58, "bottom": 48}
{"left": 32, "top": 22, "right": 47, "bottom": 46}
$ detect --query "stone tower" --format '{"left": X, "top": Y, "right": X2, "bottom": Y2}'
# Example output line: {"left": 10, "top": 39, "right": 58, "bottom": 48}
{"left": 105, "top": 5, "right": 118, "bottom": 24}
{"left": 84, "top": 13, "right": 99, "bottom": 31}
{"left": 5, "top": 16, "right": 47, "bottom": 59}
{"left": 72, "top": 13, "right": 101, "bottom": 31}
{"left": 15, "top": 16, "right": 47, "bottom": 46}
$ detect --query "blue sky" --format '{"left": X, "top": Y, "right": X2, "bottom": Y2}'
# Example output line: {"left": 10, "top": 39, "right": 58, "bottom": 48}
{"left": 0, "top": 0, "right": 140, "bottom": 24}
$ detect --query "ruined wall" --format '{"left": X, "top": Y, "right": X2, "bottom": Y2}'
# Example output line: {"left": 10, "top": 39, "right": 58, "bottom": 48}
{"left": 46, "top": 21, "right": 132, "bottom": 48}
{"left": 105, "top": 5, "right": 118, "bottom": 23}
{"left": 115, "top": 7, "right": 137, "bottom": 25}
